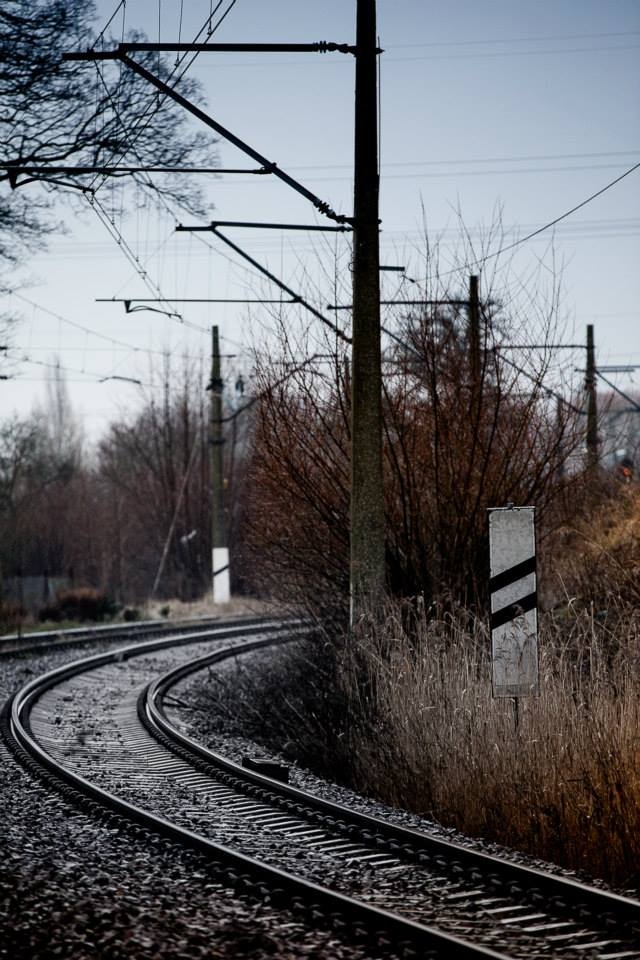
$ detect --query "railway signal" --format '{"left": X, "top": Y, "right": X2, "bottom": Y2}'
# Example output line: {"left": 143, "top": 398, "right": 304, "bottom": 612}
{"left": 488, "top": 506, "right": 538, "bottom": 700}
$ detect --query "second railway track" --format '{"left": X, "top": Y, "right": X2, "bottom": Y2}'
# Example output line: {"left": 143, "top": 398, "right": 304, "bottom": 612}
{"left": 3, "top": 617, "right": 639, "bottom": 959}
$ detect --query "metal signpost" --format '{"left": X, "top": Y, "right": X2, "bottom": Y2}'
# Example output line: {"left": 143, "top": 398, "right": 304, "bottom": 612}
{"left": 488, "top": 507, "right": 538, "bottom": 703}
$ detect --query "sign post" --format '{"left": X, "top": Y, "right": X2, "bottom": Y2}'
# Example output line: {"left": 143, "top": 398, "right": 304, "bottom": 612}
{"left": 488, "top": 506, "right": 538, "bottom": 700}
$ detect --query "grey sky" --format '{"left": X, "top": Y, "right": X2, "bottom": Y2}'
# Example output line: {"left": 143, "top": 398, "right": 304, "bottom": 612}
{"left": 4, "top": 0, "right": 639, "bottom": 438}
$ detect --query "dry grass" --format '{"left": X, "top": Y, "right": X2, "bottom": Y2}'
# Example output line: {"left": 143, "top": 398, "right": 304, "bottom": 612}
{"left": 197, "top": 600, "right": 639, "bottom": 886}
{"left": 550, "top": 485, "right": 640, "bottom": 611}
{"left": 342, "top": 600, "right": 640, "bottom": 887}
{"left": 195, "top": 489, "right": 640, "bottom": 887}
{"left": 140, "top": 595, "right": 277, "bottom": 622}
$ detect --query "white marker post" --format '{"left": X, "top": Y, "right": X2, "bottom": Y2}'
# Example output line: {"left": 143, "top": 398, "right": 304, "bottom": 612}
{"left": 488, "top": 506, "right": 538, "bottom": 699}
{"left": 212, "top": 547, "right": 230, "bottom": 605}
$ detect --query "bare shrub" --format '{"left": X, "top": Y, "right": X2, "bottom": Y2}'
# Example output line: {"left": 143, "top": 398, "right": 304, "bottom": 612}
{"left": 97, "top": 355, "right": 212, "bottom": 603}
{"left": 194, "top": 635, "right": 355, "bottom": 782}
{"left": 0, "top": 598, "right": 25, "bottom": 632}
{"left": 239, "top": 252, "right": 584, "bottom": 614}
{"left": 38, "top": 586, "right": 117, "bottom": 623}
{"left": 549, "top": 486, "right": 640, "bottom": 613}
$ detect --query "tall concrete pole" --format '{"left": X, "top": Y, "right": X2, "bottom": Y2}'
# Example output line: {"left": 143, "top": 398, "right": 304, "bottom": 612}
{"left": 585, "top": 323, "right": 599, "bottom": 470}
{"left": 468, "top": 274, "right": 481, "bottom": 412}
{"left": 350, "top": 0, "right": 384, "bottom": 624}
{"left": 556, "top": 397, "right": 565, "bottom": 482}
{"left": 469, "top": 275, "right": 481, "bottom": 396}
{"left": 210, "top": 325, "right": 230, "bottom": 602}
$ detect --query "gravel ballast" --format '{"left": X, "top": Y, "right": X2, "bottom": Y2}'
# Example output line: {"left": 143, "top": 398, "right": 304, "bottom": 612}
{"left": 0, "top": 641, "right": 391, "bottom": 960}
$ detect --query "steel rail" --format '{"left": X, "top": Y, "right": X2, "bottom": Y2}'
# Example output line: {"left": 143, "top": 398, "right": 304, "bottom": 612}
{"left": 0, "top": 614, "right": 256, "bottom": 658}
{"left": 145, "top": 641, "right": 640, "bottom": 938}
{"left": 2, "top": 620, "right": 506, "bottom": 959}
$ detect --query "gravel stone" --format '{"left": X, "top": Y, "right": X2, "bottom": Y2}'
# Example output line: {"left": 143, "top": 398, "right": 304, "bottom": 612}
{"left": 0, "top": 639, "right": 393, "bottom": 959}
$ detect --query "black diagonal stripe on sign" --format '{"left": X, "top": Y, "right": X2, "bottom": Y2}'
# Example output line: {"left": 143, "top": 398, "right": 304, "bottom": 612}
{"left": 490, "top": 591, "right": 537, "bottom": 631}
{"left": 489, "top": 555, "right": 536, "bottom": 594}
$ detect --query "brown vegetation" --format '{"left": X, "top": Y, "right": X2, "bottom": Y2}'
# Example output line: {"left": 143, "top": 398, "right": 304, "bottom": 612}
{"left": 338, "top": 591, "right": 639, "bottom": 887}
{"left": 238, "top": 265, "right": 584, "bottom": 615}
{"left": 0, "top": 356, "right": 247, "bottom": 607}
{"left": 202, "top": 493, "right": 640, "bottom": 885}
{"left": 38, "top": 586, "right": 117, "bottom": 623}
{"left": 204, "top": 261, "right": 640, "bottom": 884}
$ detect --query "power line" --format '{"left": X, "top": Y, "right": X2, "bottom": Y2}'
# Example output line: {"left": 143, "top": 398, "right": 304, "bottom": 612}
{"left": 378, "top": 162, "right": 633, "bottom": 180}
{"left": 7, "top": 377, "right": 135, "bottom": 384}
{"left": 16, "top": 356, "right": 144, "bottom": 383}
{"left": 391, "top": 31, "right": 640, "bottom": 49}
{"left": 177, "top": 225, "right": 351, "bottom": 342}
{"left": 77, "top": 9, "right": 353, "bottom": 328}
{"left": 88, "top": 5, "right": 232, "bottom": 197}
{"left": 284, "top": 150, "right": 640, "bottom": 172}
{"left": 436, "top": 160, "right": 640, "bottom": 278}
{"left": 84, "top": 62, "right": 217, "bottom": 328}
{"left": 5, "top": 343, "right": 237, "bottom": 360}
{"left": 89, "top": 195, "right": 209, "bottom": 333}
{"left": 39, "top": 217, "right": 640, "bottom": 260}
{"left": 379, "top": 320, "right": 585, "bottom": 417}
{"left": 83, "top": 45, "right": 265, "bottom": 336}
{"left": 489, "top": 161, "right": 640, "bottom": 252}
{"left": 385, "top": 44, "right": 640, "bottom": 63}
{"left": 217, "top": 161, "right": 640, "bottom": 186}
{"left": 10, "top": 292, "right": 149, "bottom": 352}
{"left": 10, "top": 289, "right": 239, "bottom": 369}
{"left": 95, "top": 1, "right": 127, "bottom": 47}
{"left": 594, "top": 371, "right": 640, "bottom": 412}
{"left": 193, "top": 41, "right": 640, "bottom": 69}
{"left": 493, "top": 351, "right": 585, "bottom": 417}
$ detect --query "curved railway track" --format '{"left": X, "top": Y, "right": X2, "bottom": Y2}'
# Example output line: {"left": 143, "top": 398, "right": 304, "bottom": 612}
{"left": 3, "top": 618, "right": 639, "bottom": 959}
{"left": 0, "top": 614, "right": 233, "bottom": 658}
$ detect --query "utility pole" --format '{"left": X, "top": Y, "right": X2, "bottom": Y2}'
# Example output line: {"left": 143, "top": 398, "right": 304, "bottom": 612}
{"left": 555, "top": 397, "right": 565, "bottom": 482}
{"left": 468, "top": 274, "right": 481, "bottom": 412}
{"left": 210, "top": 326, "right": 230, "bottom": 603}
{"left": 585, "top": 323, "right": 599, "bottom": 469}
{"left": 64, "top": 24, "right": 384, "bottom": 617}
{"left": 350, "top": 0, "right": 384, "bottom": 623}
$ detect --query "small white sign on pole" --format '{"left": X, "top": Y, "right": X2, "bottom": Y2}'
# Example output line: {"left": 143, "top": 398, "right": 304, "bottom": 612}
{"left": 212, "top": 547, "right": 230, "bottom": 604}
{"left": 488, "top": 506, "right": 538, "bottom": 698}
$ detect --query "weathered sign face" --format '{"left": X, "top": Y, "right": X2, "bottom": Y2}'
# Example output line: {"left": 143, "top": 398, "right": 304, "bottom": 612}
{"left": 488, "top": 507, "right": 538, "bottom": 698}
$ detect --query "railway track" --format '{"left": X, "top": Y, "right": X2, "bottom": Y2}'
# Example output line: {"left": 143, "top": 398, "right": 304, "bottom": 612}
{"left": 0, "top": 614, "right": 235, "bottom": 657}
{"left": 3, "top": 618, "right": 639, "bottom": 959}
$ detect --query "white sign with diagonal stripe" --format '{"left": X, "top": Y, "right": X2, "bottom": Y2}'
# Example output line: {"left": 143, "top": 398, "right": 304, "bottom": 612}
{"left": 488, "top": 506, "right": 538, "bottom": 698}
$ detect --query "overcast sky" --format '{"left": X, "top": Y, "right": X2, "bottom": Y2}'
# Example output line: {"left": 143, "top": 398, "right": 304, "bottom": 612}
{"left": 4, "top": 0, "right": 639, "bottom": 439}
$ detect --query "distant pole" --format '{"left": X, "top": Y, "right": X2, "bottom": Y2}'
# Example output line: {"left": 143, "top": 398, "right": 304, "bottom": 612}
{"left": 210, "top": 326, "right": 230, "bottom": 602}
{"left": 350, "top": 0, "right": 384, "bottom": 623}
{"left": 556, "top": 397, "right": 565, "bottom": 481}
{"left": 468, "top": 274, "right": 481, "bottom": 409}
{"left": 585, "top": 324, "right": 599, "bottom": 469}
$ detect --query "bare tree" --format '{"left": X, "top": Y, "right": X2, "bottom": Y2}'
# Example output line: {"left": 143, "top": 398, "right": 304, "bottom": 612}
{"left": 0, "top": 0, "right": 215, "bottom": 270}
{"left": 237, "top": 249, "right": 585, "bottom": 617}
{"left": 97, "top": 356, "right": 211, "bottom": 602}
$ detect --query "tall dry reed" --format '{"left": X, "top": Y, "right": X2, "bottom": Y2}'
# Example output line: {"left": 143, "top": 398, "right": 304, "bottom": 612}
{"left": 342, "top": 601, "right": 639, "bottom": 886}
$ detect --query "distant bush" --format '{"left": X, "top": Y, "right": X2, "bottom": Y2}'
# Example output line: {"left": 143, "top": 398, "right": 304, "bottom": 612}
{"left": 550, "top": 486, "right": 640, "bottom": 614}
{"left": 38, "top": 588, "right": 118, "bottom": 623}
{"left": 123, "top": 606, "right": 141, "bottom": 622}
{"left": 159, "top": 605, "right": 171, "bottom": 619}
{"left": 0, "top": 599, "right": 26, "bottom": 632}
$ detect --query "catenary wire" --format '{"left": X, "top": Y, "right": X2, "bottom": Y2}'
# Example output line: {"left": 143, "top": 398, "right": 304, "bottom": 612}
{"left": 431, "top": 161, "right": 640, "bottom": 280}
{"left": 391, "top": 31, "right": 640, "bottom": 49}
